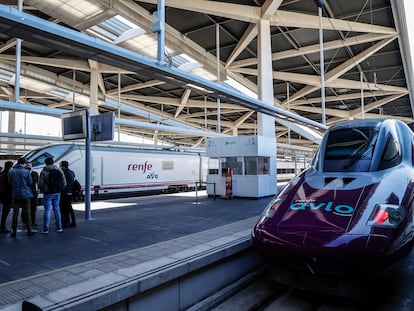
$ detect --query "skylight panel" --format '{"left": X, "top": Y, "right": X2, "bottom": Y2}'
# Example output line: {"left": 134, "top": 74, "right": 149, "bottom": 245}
{"left": 0, "top": 69, "right": 14, "bottom": 82}
{"left": 224, "top": 77, "right": 257, "bottom": 99}
{"left": 48, "top": 88, "right": 73, "bottom": 99}
{"left": 171, "top": 53, "right": 203, "bottom": 72}
{"left": 88, "top": 15, "right": 145, "bottom": 43}
{"left": 18, "top": 77, "right": 54, "bottom": 93}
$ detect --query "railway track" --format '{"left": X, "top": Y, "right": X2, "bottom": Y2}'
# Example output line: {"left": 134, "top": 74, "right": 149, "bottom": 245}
{"left": 202, "top": 254, "right": 414, "bottom": 311}
{"left": 208, "top": 275, "right": 382, "bottom": 311}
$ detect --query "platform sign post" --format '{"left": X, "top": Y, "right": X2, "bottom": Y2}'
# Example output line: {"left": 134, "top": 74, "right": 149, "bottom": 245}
{"left": 315, "top": 0, "right": 326, "bottom": 125}
{"left": 85, "top": 109, "right": 92, "bottom": 221}
{"left": 60, "top": 109, "right": 92, "bottom": 220}
{"left": 86, "top": 112, "right": 114, "bottom": 220}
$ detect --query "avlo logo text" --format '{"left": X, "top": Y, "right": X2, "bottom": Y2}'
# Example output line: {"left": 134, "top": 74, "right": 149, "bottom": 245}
{"left": 290, "top": 201, "right": 354, "bottom": 215}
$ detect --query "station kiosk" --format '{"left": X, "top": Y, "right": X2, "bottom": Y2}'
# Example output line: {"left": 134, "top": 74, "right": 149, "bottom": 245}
{"left": 206, "top": 135, "right": 277, "bottom": 198}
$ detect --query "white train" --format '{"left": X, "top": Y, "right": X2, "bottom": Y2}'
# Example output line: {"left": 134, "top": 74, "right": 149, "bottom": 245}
{"left": 21, "top": 143, "right": 309, "bottom": 199}
{"left": 23, "top": 143, "right": 210, "bottom": 198}
{"left": 276, "top": 159, "right": 309, "bottom": 181}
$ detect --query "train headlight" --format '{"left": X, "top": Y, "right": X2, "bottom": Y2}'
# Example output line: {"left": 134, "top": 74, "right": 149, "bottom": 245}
{"left": 367, "top": 204, "right": 405, "bottom": 228}
{"left": 262, "top": 197, "right": 283, "bottom": 218}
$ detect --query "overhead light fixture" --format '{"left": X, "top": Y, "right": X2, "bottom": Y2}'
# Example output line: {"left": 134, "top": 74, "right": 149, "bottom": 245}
{"left": 186, "top": 83, "right": 213, "bottom": 94}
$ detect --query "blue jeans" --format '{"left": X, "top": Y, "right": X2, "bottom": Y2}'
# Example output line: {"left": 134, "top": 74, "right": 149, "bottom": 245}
{"left": 43, "top": 193, "right": 62, "bottom": 230}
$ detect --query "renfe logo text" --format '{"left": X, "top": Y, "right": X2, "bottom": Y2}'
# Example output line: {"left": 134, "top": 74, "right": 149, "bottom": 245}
{"left": 128, "top": 161, "right": 153, "bottom": 174}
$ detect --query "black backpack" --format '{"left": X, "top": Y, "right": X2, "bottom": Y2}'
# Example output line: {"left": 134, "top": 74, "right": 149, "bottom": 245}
{"left": 72, "top": 179, "right": 81, "bottom": 193}
{"left": 46, "top": 168, "right": 65, "bottom": 193}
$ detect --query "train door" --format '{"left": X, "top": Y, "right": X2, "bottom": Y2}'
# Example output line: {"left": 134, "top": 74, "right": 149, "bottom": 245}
{"left": 91, "top": 156, "right": 103, "bottom": 187}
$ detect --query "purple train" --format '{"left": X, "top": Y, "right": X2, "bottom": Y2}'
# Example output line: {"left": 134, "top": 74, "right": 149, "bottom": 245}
{"left": 252, "top": 119, "right": 414, "bottom": 277}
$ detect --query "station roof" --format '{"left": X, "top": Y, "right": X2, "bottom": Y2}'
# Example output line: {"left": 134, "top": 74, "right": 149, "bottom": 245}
{"left": 0, "top": 0, "right": 412, "bottom": 151}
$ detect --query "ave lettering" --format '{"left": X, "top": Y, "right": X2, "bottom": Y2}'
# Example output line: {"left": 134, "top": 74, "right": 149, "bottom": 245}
{"left": 146, "top": 172, "right": 159, "bottom": 179}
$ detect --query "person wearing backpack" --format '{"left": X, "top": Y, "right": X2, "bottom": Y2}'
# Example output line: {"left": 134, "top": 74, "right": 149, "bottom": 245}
{"left": 38, "top": 157, "right": 66, "bottom": 233}
{"left": 23, "top": 161, "right": 39, "bottom": 226}
{"left": 59, "top": 160, "right": 76, "bottom": 228}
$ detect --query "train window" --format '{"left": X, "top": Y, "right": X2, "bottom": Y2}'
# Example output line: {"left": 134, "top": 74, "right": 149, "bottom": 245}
{"left": 377, "top": 135, "right": 401, "bottom": 171}
{"left": 323, "top": 127, "right": 378, "bottom": 172}
{"left": 26, "top": 144, "right": 73, "bottom": 167}
{"left": 277, "top": 168, "right": 295, "bottom": 174}
{"left": 162, "top": 161, "right": 174, "bottom": 170}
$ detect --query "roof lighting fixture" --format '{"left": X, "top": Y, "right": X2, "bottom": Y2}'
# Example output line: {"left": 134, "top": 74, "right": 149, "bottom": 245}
{"left": 185, "top": 83, "right": 213, "bottom": 94}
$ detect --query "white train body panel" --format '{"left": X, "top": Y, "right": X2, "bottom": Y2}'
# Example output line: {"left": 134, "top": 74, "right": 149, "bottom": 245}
{"left": 23, "top": 143, "right": 208, "bottom": 196}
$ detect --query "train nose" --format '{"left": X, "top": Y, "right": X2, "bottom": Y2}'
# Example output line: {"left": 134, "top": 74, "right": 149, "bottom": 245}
{"left": 253, "top": 226, "right": 392, "bottom": 274}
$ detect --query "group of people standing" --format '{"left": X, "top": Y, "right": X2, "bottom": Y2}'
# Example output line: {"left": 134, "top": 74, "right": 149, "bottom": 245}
{"left": 0, "top": 157, "right": 77, "bottom": 237}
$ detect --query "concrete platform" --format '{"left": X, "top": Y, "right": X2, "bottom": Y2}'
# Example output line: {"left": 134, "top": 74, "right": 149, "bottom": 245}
{"left": 0, "top": 191, "right": 273, "bottom": 309}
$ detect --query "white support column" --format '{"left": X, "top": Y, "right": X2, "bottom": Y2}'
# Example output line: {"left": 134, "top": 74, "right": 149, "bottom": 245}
{"left": 257, "top": 19, "right": 275, "bottom": 138}
{"left": 318, "top": 5, "right": 326, "bottom": 125}
{"left": 216, "top": 23, "right": 221, "bottom": 133}
{"left": 14, "top": 0, "right": 23, "bottom": 104}
{"left": 8, "top": 95, "right": 15, "bottom": 154}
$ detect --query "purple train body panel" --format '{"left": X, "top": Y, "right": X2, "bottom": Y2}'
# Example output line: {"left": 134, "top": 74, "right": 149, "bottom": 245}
{"left": 252, "top": 119, "right": 414, "bottom": 276}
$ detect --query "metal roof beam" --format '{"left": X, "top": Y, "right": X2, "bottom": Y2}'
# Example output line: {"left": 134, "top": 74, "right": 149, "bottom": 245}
{"left": 350, "top": 93, "right": 408, "bottom": 117}
{"left": 229, "top": 33, "right": 395, "bottom": 69}
{"left": 271, "top": 10, "right": 396, "bottom": 34}
{"left": 106, "top": 80, "right": 165, "bottom": 95}
{"left": 261, "top": 0, "right": 283, "bottom": 20}
{"left": 174, "top": 88, "right": 191, "bottom": 118}
{"left": 291, "top": 90, "right": 404, "bottom": 106}
{"left": 222, "top": 111, "right": 255, "bottom": 134}
{"left": 138, "top": 0, "right": 396, "bottom": 35}
{"left": 280, "top": 37, "right": 398, "bottom": 104}
{"left": 0, "top": 54, "right": 134, "bottom": 73}
{"left": 232, "top": 68, "right": 408, "bottom": 94}
{"left": 225, "top": 23, "right": 257, "bottom": 69}
{"left": 137, "top": 0, "right": 261, "bottom": 23}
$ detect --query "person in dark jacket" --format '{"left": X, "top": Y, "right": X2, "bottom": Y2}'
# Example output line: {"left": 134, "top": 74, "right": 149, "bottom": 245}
{"left": 8, "top": 157, "right": 33, "bottom": 237}
{"left": 25, "top": 161, "right": 39, "bottom": 226}
{"left": 0, "top": 161, "right": 14, "bottom": 233}
{"left": 38, "top": 157, "right": 66, "bottom": 234}
{"left": 59, "top": 160, "right": 76, "bottom": 228}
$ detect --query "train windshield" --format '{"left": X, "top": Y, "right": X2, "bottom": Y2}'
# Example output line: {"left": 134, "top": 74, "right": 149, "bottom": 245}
{"left": 323, "top": 127, "right": 378, "bottom": 172}
{"left": 24, "top": 144, "right": 73, "bottom": 167}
